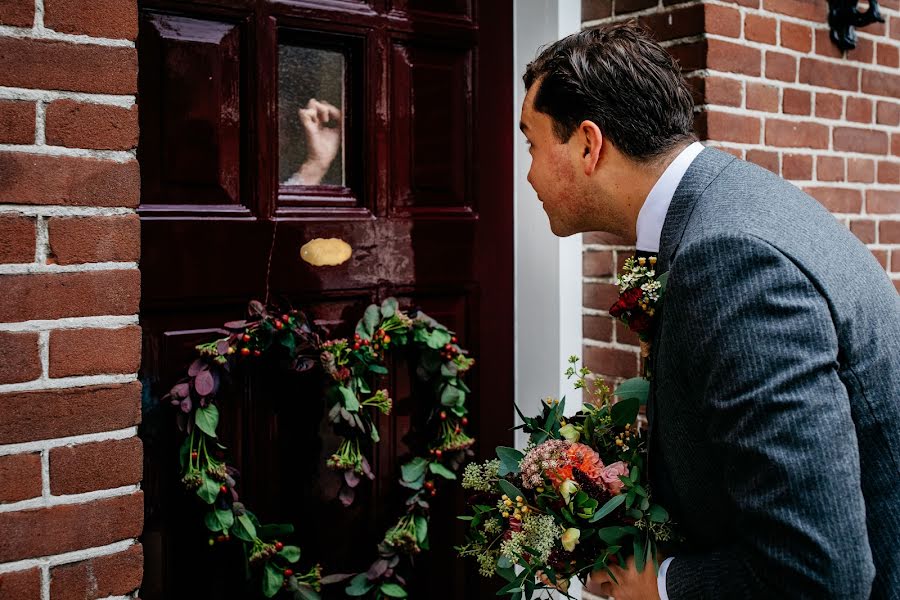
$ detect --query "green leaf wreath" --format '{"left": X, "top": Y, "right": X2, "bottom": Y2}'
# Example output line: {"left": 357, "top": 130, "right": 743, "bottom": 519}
{"left": 162, "top": 298, "right": 476, "bottom": 598}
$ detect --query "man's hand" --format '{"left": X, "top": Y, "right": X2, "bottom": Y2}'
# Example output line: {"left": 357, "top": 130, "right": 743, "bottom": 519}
{"left": 586, "top": 555, "right": 661, "bottom": 600}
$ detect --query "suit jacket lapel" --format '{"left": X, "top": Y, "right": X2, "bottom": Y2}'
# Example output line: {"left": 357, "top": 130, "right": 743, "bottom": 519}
{"left": 656, "top": 148, "right": 738, "bottom": 274}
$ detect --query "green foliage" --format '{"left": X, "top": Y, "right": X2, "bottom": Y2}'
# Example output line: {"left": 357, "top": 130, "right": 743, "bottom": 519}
{"left": 194, "top": 405, "right": 219, "bottom": 437}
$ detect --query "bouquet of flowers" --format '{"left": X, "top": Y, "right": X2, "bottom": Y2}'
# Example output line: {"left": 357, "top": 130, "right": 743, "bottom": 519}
{"left": 456, "top": 358, "right": 675, "bottom": 598}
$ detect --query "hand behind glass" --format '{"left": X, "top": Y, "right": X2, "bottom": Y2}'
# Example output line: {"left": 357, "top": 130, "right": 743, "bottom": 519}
{"left": 286, "top": 98, "right": 342, "bottom": 185}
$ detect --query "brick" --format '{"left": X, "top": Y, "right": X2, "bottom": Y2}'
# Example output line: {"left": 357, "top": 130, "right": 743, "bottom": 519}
{"left": 47, "top": 214, "right": 140, "bottom": 265}
{"left": 0, "top": 0, "right": 34, "bottom": 27}
{"left": 617, "top": 0, "right": 657, "bottom": 13}
{"left": 852, "top": 38, "right": 875, "bottom": 64}
{"left": 583, "top": 231, "right": 630, "bottom": 245}
{"left": 0, "top": 382, "right": 141, "bottom": 444}
{"left": 584, "top": 345, "right": 638, "bottom": 379}
{"left": 765, "top": 119, "right": 829, "bottom": 149}
{"left": 705, "top": 4, "right": 742, "bottom": 37}
{"left": 687, "top": 75, "right": 742, "bottom": 107}
{"left": 847, "top": 158, "right": 874, "bottom": 183}
{"left": 615, "top": 320, "right": 641, "bottom": 347}
{"left": 780, "top": 21, "right": 812, "bottom": 52}
{"left": 49, "top": 326, "right": 141, "bottom": 378}
{"left": 744, "top": 14, "right": 777, "bottom": 44}
{"left": 50, "top": 437, "right": 142, "bottom": 495}
{"left": 583, "top": 282, "right": 619, "bottom": 310}
{"left": 0, "top": 567, "right": 41, "bottom": 599}
{"left": 782, "top": 88, "right": 811, "bottom": 115}
{"left": 0, "top": 270, "right": 139, "bottom": 322}
{"left": 816, "top": 156, "right": 845, "bottom": 181}
{"left": 893, "top": 252, "right": 900, "bottom": 274}
{"left": 0, "top": 331, "right": 40, "bottom": 385}
{"left": 746, "top": 149, "right": 779, "bottom": 174}
{"left": 746, "top": 82, "right": 779, "bottom": 112}
{"left": 639, "top": 5, "right": 705, "bottom": 41}
{"left": 877, "top": 43, "right": 899, "bottom": 68}
{"left": 0, "top": 215, "right": 36, "bottom": 263}
{"left": 872, "top": 250, "right": 888, "bottom": 270}
{"left": 804, "top": 187, "right": 862, "bottom": 213}
{"left": 0, "top": 153, "right": 139, "bottom": 207}
{"left": 893, "top": 15, "right": 900, "bottom": 40}
{"left": 708, "top": 39, "right": 761, "bottom": 76}
{"left": 799, "top": 58, "right": 858, "bottom": 91}
{"left": 850, "top": 219, "right": 876, "bottom": 244}
{"left": 669, "top": 40, "right": 707, "bottom": 72}
{"left": 701, "top": 111, "right": 760, "bottom": 143}
{"left": 583, "top": 250, "right": 614, "bottom": 277}
{"left": 0, "top": 453, "right": 42, "bottom": 503}
{"left": 894, "top": 133, "right": 900, "bottom": 157}
{"left": 862, "top": 69, "right": 900, "bottom": 99}
{"left": 763, "top": 0, "right": 825, "bottom": 20}
{"left": 833, "top": 127, "right": 888, "bottom": 154}
{"left": 845, "top": 97, "right": 872, "bottom": 123}
{"left": 582, "top": 0, "right": 612, "bottom": 21}
{"left": 583, "top": 315, "right": 612, "bottom": 342}
{"left": 0, "top": 100, "right": 35, "bottom": 144}
{"left": 50, "top": 544, "right": 143, "bottom": 600}
{"left": 0, "top": 38, "right": 136, "bottom": 94}
{"left": 881, "top": 221, "right": 900, "bottom": 244}
{"left": 44, "top": 0, "right": 138, "bottom": 40}
{"left": 815, "top": 93, "right": 842, "bottom": 119}
{"left": 868, "top": 190, "right": 900, "bottom": 214}
{"left": 782, "top": 154, "right": 812, "bottom": 180}
{"left": 711, "top": 144, "right": 743, "bottom": 158}
{"left": 877, "top": 102, "right": 900, "bottom": 126}
{"left": 878, "top": 161, "right": 900, "bottom": 184}
{"left": 765, "top": 51, "right": 797, "bottom": 82}
{"left": 0, "top": 492, "right": 142, "bottom": 562}
{"left": 814, "top": 29, "right": 845, "bottom": 60}
{"left": 716, "top": 0, "right": 759, "bottom": 7}
{"left": 45, "top": 101, "right": 138, "bottom": 151}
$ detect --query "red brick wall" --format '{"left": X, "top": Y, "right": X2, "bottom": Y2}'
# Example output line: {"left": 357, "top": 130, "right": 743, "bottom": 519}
{"left": 582, "top": 0, "right": 900, "bottom": 383}
{"left": 0, "top": 1, "right": 143, "bottom": 598}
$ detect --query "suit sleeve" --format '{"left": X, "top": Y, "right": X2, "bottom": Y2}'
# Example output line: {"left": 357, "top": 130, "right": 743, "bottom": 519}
{"left": 662, "top": 233, "right": 875, "bottom": 599}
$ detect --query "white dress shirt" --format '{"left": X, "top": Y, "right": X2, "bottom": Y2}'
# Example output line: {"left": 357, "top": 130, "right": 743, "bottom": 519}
{"left": 633, "top": 140, "right": 705, "bottom": 600}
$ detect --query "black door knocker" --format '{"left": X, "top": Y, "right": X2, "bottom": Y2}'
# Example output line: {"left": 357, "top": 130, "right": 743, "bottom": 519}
{"left": 828, "top": 0, "right": 885, "bottom": 51}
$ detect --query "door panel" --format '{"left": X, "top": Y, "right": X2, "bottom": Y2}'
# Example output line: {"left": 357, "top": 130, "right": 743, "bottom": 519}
{"left": 138, "top": 1, "right": 512, "bottom": 598}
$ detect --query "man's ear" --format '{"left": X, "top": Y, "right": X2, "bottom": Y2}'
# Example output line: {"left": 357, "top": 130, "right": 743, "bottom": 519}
{"left": 579, "top": 120, "right": 603, "bottom": 176}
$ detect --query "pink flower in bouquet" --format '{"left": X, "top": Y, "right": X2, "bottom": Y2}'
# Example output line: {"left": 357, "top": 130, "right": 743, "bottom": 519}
{"left": 599, "top": 461, "right": 629, "bottom": 495}
{"left": 521, "top": 439, "right": 606, "bottom": 489}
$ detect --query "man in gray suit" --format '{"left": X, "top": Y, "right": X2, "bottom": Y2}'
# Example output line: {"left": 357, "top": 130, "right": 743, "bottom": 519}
{"left": 519, "top": 22, "right": 900, "bottom": 599}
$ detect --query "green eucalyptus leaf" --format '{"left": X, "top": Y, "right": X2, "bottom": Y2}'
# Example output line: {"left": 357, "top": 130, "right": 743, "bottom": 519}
{"left": 497, "top": 556, "right": 513, "bottom": 570}
{"left": 263, "top": 562, "right": 283, "bottom": 597}
{"left": 295, "top": 585, "right": 321, "bottom": 600}
{"left": 381, "top": 297, "right": 398, "bottom": 318}
{"left": 345, "top": 573, "right": 373, "bottom": 596}
{"left": 401, "top": 457, "right": 429, "bottom": 482}
{"left": 204, "top": 507, "right": 235, "bottom": 532}
{"left": 368, "top": 364, "right": 388, "bottom": 375}
{"left": 258, "top": 523, "right": 294, "bottom": 539}
{"left": 496, "top": 446, "right": 524, "bottom": 476}
{"left": 197, "top": 472, "right": 220, "bottom": 504}
{"left": 232, "top": 513, "right": 257, "bottom": 542}
{"left": 429, "top": 462, "right": 456, "bottom": 480}
{"left": 440, "top": 384, "right": 464, "bottom": 408}
{"left": 614, "top": 377, "right": 650, "bottom": 405}
{"left": 194, "top": 404, "right": 219, "bottom": 438}
{"left": 414, "top": 514, "right": 428, "bottom": 543}
{"left": 426, "top": 328, "right": 451, "bottom": 350}
{"left": 381, "top": 583, "right": 408, "bottom": 598}
{"left": 633, "top": 537, "right": 646, "bottom": 573}
{"left": 611, "top": 396, "right": 640, "bottom": 427}
{"left": 657, "top": 271, "right": 669, "bottom": 294}
{"left": 339, "top": 386, "right": 360, "bottom": 412}
{"left": 647, "top": 504, "right": 669, "bottom": 523}
{"left": 596, "top": 526, "right": 632, "bottom": 544}
{"left": 280, "top": 545, "right": 301, "bottom": 563}
{"left": 497, "top": 479, "right": 524, "bottom": 502}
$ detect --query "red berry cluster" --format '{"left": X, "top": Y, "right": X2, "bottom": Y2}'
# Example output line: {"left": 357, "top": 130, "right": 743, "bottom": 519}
{"left": 441, "top": 336, "right": 459, "bottom": 361}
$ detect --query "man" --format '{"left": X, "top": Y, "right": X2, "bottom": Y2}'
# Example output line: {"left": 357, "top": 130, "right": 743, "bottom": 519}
{"left": 519, "top": 22, "right": 900, "bottom": 599}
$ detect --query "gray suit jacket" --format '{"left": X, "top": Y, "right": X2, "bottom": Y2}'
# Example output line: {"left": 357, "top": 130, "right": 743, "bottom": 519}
{"left": 648, "top": 148, "right": 900, "bottom": 599}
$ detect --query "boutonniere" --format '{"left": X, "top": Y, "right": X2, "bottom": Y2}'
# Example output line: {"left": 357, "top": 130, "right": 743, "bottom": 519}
{"left": 609, "top": 255, "right": 668, "bottom": 377}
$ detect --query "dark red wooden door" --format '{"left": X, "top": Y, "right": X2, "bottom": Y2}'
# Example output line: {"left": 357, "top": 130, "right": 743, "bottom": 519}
{"left": 137, "top": 0, "right": 513, "bottom": 598}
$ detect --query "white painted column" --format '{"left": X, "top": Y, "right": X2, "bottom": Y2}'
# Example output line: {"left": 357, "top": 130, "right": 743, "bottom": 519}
{"left": 513, "top": 1, "right": 584, "bottom": 598}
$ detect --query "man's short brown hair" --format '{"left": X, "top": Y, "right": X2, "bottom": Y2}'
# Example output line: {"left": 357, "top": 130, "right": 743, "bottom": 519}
{"left": 524, "top": 22, "right": 696, "bottom": 161}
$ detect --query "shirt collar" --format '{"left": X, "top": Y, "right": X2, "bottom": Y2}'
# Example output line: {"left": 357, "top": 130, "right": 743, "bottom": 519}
{"left": 635, "top": 141, "right": 705, "bottom": 253}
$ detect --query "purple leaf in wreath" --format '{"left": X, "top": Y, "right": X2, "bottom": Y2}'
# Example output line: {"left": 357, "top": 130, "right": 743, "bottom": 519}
{"left": 248, "top": 300, "right": 266, "bottom": 317}
{"left": 172, "top": 382, "right": 190, "bottom": 399}
{"left": 366, "top": 559, "right": 389, "bottom": 580}
{"left": 339, "top": 484, "right": 355, "bottom": 507}
{"left": 320, "top": 573, "right": 355, "bottom": 585}
{"left": 194, "top": 369, "right": 215, "bottom": 396}
{"left": 180, "top": 398, "right": 192, "bottom": 413}
{"left": 395, "top": 574, "right": 406, "bottom": 586}
{"left": 344, "top": 469, "right": 360, "bottom": 488}
{"left": 223, "top": 319, "right": 247, "bottom": 331}
{"left": 293, "top": 357, "right": 316, "bottom": 373}
{"left": 340, "top": 408, "right": 353, "bottom": 424}
{"left": 361, "top": 456, "right": 375, "bottom": 480}
{"left": 188, "top": 359, "right": 205, "bottom": 377}
{"left": 216, "top": 340, "right": 230, "bottom": 356}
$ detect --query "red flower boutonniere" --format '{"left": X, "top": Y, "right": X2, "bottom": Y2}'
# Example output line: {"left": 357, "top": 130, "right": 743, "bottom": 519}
{"left": 609, "top": 255, "right": 668, "bottom": 376}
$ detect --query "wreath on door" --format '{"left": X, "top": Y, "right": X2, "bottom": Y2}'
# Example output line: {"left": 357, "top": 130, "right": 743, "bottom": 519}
{"left": 162, "top": 297, "right": 475, "bottom": 599}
